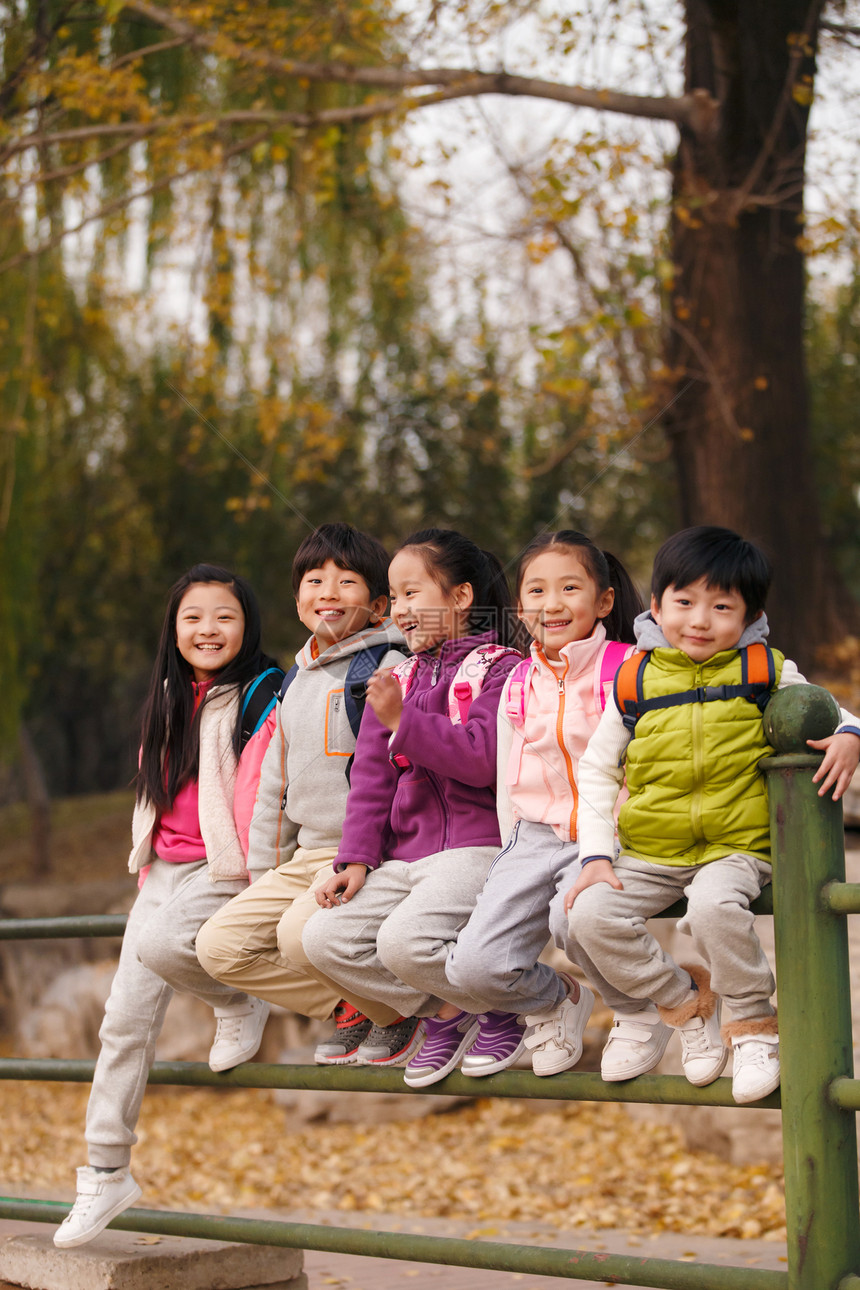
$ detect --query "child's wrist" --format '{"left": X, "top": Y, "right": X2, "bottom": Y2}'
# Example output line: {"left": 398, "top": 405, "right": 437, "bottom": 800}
{"left": 580, "top": 854, "right": 613, "bottom": 867}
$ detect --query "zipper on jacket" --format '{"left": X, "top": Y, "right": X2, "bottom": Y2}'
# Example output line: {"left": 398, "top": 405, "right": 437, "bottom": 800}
{"left": 690, "top": 664, "right": 705, "bottom": 850}
{"left": 431, "top": 659, "right": 440, "bottom": 686}
{"left": 553, "top": 659, "right": 579, "bottom": 840}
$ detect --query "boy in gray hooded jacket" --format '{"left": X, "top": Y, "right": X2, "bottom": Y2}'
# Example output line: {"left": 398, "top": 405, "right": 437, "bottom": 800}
{"left": 196, "top": 523, "right": 418, "bottom": 1064}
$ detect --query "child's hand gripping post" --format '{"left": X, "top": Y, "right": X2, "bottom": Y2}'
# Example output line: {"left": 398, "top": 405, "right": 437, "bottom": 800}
{"left": 366, "top": 668, "right": 403, "bottom": 733}
{"left": 564, "top": 857, "right": 623, "bottom": 915}
{"left": 808, "top": 731, "right": 860, "bottom": 801}
{"left": 315, "top": 864, "right": 368, "bottom": 907}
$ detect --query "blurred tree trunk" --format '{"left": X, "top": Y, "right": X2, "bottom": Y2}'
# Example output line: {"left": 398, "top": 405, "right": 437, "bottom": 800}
{"left": 18, "top": 724, "right": 51, "bottom": 877}
{"left": 663, "top": 0, "right": 852, "bottom": 669}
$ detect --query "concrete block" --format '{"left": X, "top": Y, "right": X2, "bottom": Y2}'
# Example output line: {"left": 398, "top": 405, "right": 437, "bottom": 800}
{"left": 0, "top": 1231, "right": 303, "bottom": 1290}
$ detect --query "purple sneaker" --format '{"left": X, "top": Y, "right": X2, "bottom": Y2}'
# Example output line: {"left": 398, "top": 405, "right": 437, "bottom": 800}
{"left": 403, "top": 1011, "right": 479, "bottom": 1088}
{"left": 461, "top": 1011, "right": 526, "bottom": 1077}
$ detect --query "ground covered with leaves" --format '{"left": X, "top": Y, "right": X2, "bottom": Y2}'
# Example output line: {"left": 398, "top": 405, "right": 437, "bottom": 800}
{"left": 1, "top": 1083, "right": 784, "bottom": 1241}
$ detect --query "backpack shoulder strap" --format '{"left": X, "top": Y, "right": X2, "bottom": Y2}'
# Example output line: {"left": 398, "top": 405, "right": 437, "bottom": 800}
{"left": 344, "top": 643, "right": 409, "bottom": 739}
{"left": 241, "top": 667, "right": 286, "bottom": 750}
{"left": 595, "top": 640, "right": 631, "bottom": 712}
{"left": 278, "top": 663, "right": 298, "bottom": 701}
{"left": 740, "top": 643, "right": 777, "bottom": 712}
{"left": 613, "top": 650, "right": 650, "bottom": 731}
{"left": 503, "top": 657, "right": 533, "bottom": 726}
{"left": 449, "top": 646, "right": 522, "bottom": 726}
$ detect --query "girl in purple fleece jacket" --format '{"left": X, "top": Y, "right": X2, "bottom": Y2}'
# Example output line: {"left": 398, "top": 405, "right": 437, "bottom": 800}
{"left": 301, "top": 529, "right": 524, "bottom": 1086}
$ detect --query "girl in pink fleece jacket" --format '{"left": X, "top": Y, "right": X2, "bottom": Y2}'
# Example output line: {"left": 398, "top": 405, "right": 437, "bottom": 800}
{"left": 446, "top": 531, "right": 642, "bottom": 1078}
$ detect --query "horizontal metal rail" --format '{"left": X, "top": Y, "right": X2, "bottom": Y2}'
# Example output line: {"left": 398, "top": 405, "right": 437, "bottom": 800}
{"left": 0, "top": 915, "right": 127, "bottom": 939}
{"left": 0, "top": 889, "right": 773, "bottom": 942}
{"left": 0, "top": 1197, "right": 787, "bottom": 1290}
{"left": 822, "top": 883, "right": 860, "bottom": 915}
{"left": 828, "top": 1077, "right": 860, "bottom": 1110}
{"left": 0, "top": 1057, "right": 782, "bottom": 1108}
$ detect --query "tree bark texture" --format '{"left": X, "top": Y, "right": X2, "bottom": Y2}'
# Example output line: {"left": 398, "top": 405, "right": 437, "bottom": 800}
{"left": 664, "top": 0, "right": 848, "bottom": 668}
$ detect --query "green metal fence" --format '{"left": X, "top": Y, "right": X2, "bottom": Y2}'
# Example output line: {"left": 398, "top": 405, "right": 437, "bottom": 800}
{"left": 0, "top": 690, "right": 858, "bottom": 1289}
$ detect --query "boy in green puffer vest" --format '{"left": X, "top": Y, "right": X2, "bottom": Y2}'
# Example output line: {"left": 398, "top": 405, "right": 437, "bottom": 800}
{"left": 564, "top": 526, "right": 860, "bottom": 1104}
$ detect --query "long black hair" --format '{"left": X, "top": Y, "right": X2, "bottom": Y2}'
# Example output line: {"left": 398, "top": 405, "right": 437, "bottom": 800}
{"left": 137, "top": 564, "right": 276, "bottom": 810}
{"left": 398, "top": 528, "right": 526, "bottom": 651}
{"left": 515, "top": 530, "right": 643, "bottom": 644}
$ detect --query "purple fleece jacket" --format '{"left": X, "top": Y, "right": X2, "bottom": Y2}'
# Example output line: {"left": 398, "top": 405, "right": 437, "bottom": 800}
{"left": 334, "top": 632, "right": 521, "bottom": 871}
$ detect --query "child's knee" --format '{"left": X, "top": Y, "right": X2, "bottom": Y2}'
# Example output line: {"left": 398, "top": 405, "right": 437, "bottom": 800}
{"left": 137, "top": 925, "right": 186, "bottom": 979}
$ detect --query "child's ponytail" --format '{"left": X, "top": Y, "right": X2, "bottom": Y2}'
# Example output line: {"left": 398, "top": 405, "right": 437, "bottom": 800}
{"left": 601, "top": 549, "right": 644, "bottom": 644}
{"left": 399, "top": 529, "right": 525, "bottom": 650}
{"left": 515, "top": 530, "right": 643, "bottom": 645}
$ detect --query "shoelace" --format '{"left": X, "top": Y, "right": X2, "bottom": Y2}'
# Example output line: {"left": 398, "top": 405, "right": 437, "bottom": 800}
{"left": 733, "top": 1038, "right": 778, "bottom": 1071}
{"left": 213, "top": 1014, "right": 244, "bottom": 1045}
{"left": 680, "top": 1018, "right": 713, "bottom": 1055}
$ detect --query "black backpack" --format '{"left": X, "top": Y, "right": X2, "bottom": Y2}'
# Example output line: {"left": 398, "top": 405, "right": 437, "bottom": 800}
{"left": 279, "top": 642, "right": 408, "bottom": 782}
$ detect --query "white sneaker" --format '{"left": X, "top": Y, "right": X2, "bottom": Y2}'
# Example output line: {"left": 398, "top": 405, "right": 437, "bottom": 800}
{"left": 677, "top": 998, "right": 728, "bottom": 1086}
{"left": 731, "top": 1032, "right": 780, "bottom": 1104}
{"left": 54, "top": 1166, "right": 141, "bottom": 1248}
{"left": 600, "top": 1008, "right": 673, "bottom": 1082}
{"left": 524, "top": 976, "right": 595, "bottom": 1077}
{"left": 209, "top": 996, "right": 269, "bottom": 1072}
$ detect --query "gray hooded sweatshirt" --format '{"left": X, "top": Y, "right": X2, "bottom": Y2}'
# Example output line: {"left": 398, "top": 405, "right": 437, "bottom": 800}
{"left": 246, "top": 618, "right": 405, "bottom": 880}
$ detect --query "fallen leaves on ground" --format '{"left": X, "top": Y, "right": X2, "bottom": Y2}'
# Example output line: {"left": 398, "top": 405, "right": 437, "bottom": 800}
{"left": 0, "top": 1083, "right": 784, "bottom": 1241}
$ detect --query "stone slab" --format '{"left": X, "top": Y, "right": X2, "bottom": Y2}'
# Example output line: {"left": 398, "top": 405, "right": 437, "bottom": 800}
{"left": 0, "top": 1231, "right": 303, "bottom": 1290}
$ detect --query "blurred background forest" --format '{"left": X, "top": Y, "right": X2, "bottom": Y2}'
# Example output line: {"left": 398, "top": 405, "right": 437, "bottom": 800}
{"left": 1, "top": 0, "right": 859, "bottom": 848}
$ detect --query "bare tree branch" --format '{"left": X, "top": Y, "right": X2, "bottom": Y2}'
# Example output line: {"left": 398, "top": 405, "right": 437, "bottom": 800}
{"left": 120, "top": 0, "right": 707, "bottom": 129}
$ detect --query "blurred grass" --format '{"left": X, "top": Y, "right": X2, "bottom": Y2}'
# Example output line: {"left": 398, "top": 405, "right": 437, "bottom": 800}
{"left": 0, "top": 790, "right": 135, "bottom": 885}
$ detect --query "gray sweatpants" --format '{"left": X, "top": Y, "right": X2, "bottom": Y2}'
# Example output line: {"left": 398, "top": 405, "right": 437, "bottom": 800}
{"left": 566, "top": 851, "right": 776, "bottom": 1021}
{"left": 86, "top": 858, "right": 248, "bottom": 1168}
{"left": 446, "top": 820, "right": 578, "bottom": 1015}
{"left": 301, "top": 846, "right": 498, "bottom": 1019}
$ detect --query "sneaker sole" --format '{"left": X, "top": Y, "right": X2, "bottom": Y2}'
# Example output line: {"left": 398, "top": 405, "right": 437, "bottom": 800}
{"left": 53, "top": 1182, "right": 142, "bottom": 1248}
{"left": 358, "top": 1024, "right": 425, "bottom": 1068}
{"left": 209, "top": 1041, "right": 265, "bottom": 1073}
{"left": 314, "top": 1050, "right": 361, "bottom": 1065}
{"left": 404, "top": 1021, "right": 480, "bottom": 1087}
{"left": 461, "top": 1037, "right": 526, "bottom": 1077}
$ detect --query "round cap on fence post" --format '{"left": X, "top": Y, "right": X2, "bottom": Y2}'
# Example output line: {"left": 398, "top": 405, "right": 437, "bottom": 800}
{"left": 762, "top": 683, "right": 840, "bottom": 753}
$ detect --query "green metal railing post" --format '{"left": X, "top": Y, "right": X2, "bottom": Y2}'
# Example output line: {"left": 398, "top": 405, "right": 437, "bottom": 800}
{"left": 762, "top": 687, "right": 860, "bottom": 1290}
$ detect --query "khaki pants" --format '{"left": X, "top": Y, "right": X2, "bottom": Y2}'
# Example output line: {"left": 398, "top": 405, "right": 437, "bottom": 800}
{"left": 196, "top": 847, "right": 401, "bottom": 1025}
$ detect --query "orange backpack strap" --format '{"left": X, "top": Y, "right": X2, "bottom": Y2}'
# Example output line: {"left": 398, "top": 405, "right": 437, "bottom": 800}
{"left": 613, "top": 651, "right": 650, "bottom": 731}
{"left": 740, "top": 643, "right": 777, "bottom": 711}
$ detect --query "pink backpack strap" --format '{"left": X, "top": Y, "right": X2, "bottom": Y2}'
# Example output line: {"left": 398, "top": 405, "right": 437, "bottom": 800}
{"left": 503, "top": 657, "right": 533, "bottom": 727}
{"left": 448, "top": 646, "right": 522, "bottom": 726}
{"left": 595, "top": 639, "right": 631, "bottom": 712}
{"left": 389, "top": 656, "right": 419, "bottom": 767}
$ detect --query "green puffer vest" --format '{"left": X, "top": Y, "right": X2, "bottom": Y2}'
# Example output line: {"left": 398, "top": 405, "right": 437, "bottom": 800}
{"left": 618, "top": 646, "right": 784, "bottom": 867}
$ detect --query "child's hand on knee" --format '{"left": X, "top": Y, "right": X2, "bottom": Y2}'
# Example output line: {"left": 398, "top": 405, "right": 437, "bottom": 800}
{"left": 808, "top": 731, "right": 860, "bottom": 801}
{"left": 366, "top": 670, "right": 403, "bottom": 732}
{"left": 316, "top": 864, "right": 368, "bottom": 907}
{"left": 564, "top": 857, "right": 623, "bottom": 914}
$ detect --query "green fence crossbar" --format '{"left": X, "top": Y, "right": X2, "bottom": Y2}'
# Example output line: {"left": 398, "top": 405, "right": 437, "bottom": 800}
{"left": 0, "top": 886, "right": 774, "bottom": 943}
{"left": 823, "top": 883, "right": 860, "bottom": 915}
{"left": 0, "top": 1056, "right": 781, "bottom": 1107}
{"left": 0, "top": 1197, "right": 787, "bottom": 1290}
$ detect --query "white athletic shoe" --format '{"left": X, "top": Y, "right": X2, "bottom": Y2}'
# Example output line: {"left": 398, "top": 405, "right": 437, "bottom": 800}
{"left": 53, "top": 1166, "right": 141, "bottom": 1248}
{"left": 677, "top": 999, "right": 728, "bottom": 1086}
{"left": 209, "top": 996, "right": 269, "bottom": 1072}
{"left": 731, "top": 1033, "right": 780, "bottom": 1104}
{"left": 524, "top": 975, "right": 595, "bottom": 1077}
{"left": 600, "top": 1008, "right": 673, "bottom": 1082}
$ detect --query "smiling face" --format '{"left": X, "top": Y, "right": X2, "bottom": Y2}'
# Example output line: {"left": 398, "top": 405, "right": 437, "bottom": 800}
{"left": 295, "top": 559, "right": 387, "bottom": 648}
{"left": 517, "top": 548, "right": 614, "bottom": 661}
{"left": 651, "top": 577, "right": 752, "bottom": 662}
{"left": 175, "top": 582, "right": 246, "bottom": 682}
{"left": 387, "top": 547, "right": 473, "bottom": 654}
